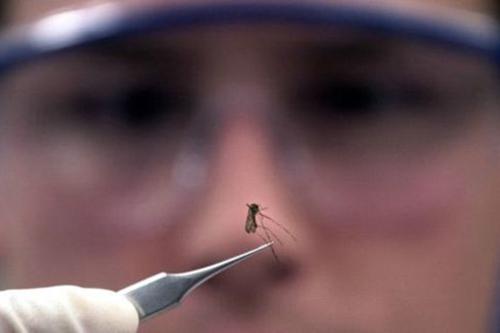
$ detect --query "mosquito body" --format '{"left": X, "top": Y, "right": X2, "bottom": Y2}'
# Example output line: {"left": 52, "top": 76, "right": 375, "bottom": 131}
{"left": 245, "top": 203, "right": 260, "bottom": 234}
{"left": 244, "top": 203, "right": 296, "bottom": 261}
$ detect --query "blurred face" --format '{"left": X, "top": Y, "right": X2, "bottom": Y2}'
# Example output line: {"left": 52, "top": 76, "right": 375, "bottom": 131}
{"left": 0, "top": 0, "right": 499, "bottom": 333}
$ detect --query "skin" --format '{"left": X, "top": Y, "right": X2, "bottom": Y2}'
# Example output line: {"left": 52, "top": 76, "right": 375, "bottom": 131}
{"left": 0, "top": 0, "right": 499, "bottom": 332}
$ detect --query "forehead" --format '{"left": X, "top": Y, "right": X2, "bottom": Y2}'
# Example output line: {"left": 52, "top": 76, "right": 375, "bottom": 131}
{"left": 7, "top": 0, "right": 494, "bottom": 24}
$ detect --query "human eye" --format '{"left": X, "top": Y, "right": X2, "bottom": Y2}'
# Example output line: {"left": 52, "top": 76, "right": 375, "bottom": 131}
{"left": 66, "top": 82, "right": 192, "bottom": 136}
{"left": 294, "top": 78, "right": 382, "bottom": 120}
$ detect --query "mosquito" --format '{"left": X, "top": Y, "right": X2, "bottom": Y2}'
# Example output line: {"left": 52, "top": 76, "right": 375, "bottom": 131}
{"left": 245, "top": 203, "right": 296, "bottom": 262}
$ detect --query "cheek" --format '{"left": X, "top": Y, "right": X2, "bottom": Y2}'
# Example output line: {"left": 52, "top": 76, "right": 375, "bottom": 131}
{"left": 315, "top": 159, "right": 467, "bottom": 231}
{"left": 0, "top": 148, "right": 196, "bottom": 287}
{"left": 0, "top": 140, "right": 189, "bottom": 248}
{"left": 296, "top": 134, "right": 500, "bottom": 236}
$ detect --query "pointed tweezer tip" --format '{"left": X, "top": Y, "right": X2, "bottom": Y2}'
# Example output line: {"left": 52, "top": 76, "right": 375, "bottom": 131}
{"left": 238, "top": 241, "right": 273, "bottom": 259}
{"left": 212, "top": 241, "right": 274, "bottom": 269}
{"left": 119, "top": 242, "right": 274, "bottom": 321}
{"left": 175, "top": 242, "right": 275, "bottom": 297}
{"left": 261, "top": 241, "right": 274, "bottom": 248}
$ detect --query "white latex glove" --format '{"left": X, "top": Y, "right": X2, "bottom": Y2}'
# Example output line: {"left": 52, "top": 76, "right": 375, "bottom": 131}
{"left": 0, "top": 286, "right": 139, "bottom": 333}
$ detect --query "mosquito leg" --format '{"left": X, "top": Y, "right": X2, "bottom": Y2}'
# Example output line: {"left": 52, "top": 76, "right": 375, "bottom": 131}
{"left": 255, "top": 230, "right": 269, "bottom": 243}
{"left": 269, "top": 244, "right": 280, "bottom": 263}
{"left": 258, "top": 223, "right": 283, "bottom": 246}
{"left": 259, "top": 212, "right": 297, "bottom": 242}
{"left": 258, "top": 216, "right": 274, "bottom": 244}
{"left": 256, "top": 230, "right": 280, "bottom": 263}
{"left": 258, "top": 216, "right": 280, "bottom": 262}
{"left": 259, "top": 214, "right": 285, "bottom": 245}
{"left": 258, "top": 214, "right": 284, "bottom": 245}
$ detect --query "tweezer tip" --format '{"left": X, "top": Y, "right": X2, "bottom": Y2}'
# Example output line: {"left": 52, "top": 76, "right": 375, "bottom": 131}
{"left": 119, "top": 242, "right": 274, "bottom": 321}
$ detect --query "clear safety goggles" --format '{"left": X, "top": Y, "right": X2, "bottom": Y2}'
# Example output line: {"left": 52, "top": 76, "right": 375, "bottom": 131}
{"left": 0, "top": 1, "right": 499, "bottom": 230}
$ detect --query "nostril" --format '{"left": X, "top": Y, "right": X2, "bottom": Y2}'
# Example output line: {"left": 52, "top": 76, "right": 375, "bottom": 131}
{"left": 200, "top": 253, "right": 299, "bottom": 294}
{"left": 195, "top": 254, "right": 298, "bottom": 316}
{"left": 268, "top": 257, "right": 299, "bottom": 284}
{"left": 200, "top": 255, "right": 270, "bottom": 291}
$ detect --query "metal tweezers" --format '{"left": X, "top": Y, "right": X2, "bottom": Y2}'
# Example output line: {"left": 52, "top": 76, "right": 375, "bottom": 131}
{"left": 118, "top": 242, "right": 273, "bottom": 321}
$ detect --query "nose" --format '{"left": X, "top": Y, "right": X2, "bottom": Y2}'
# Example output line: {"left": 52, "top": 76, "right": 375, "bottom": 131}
{"left": 177, "top": 36, "right": 302, "bottom": 313}
{"left": 183, "top": 114, "right": 300, "bottom": 314}
{"left": 186, "top": 112, "right": 290, "bottom": 262}
{"left": 184, "top": 34, "right": 292, "bottom": 254}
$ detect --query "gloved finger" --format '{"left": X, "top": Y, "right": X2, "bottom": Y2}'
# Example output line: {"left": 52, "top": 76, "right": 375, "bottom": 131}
{"left": 0, "top": 286, "right": 139, "bottom": 333}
